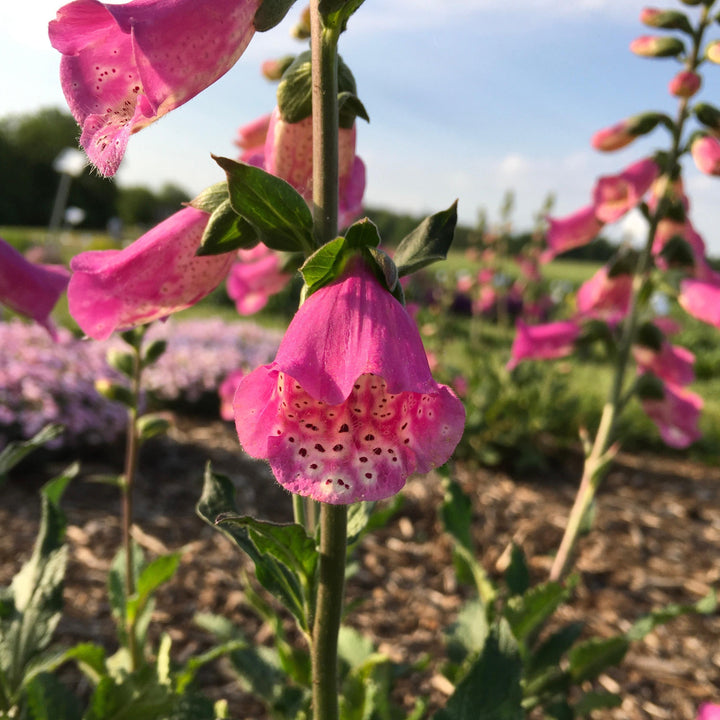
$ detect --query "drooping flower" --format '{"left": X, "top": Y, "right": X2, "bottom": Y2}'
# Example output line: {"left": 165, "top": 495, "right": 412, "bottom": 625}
{"left": 237, "top": 107, "right": 366, "bottom": 229}
{"left": 542, "top": 205, "right": 603, "bottom": 262}
{"left": 633, "top": 341, "right": 695, "bottom": 386}
{"left": 691, "top": 135, "right": 720, "bottom": 176}
{"left": 576, "top": 265, "right": 633, "bottom": 324}
{"left": 641, "top": 382, "right": 703, "bottom": 449}
{"left": 0, "top": 238, "right": 70, "bottom": 339}
{"left": 49, "top": 0, "right": 260, "bottom": 176}
{"left": 226, "top": 244, "right": 292, "bottom": 315}
{"left": 68, "top": 206, "right": 235, "bottom": 340}
{"left": 507, "top": 319, "right": 581, "bottom": 370}
{"left": 679, "top": 277, "right": 720, "bottom": 329}
{"left": 234, "top": 113, "right": 272, "bottom": 163}
{"left": 233, "top": 260, "right": 465, "bottom": 504}
{"left": 591, "top": 113, "right": 664, "bottom": 152}
{"left": 592, "top": 158, "right": 660, "bottom": 223}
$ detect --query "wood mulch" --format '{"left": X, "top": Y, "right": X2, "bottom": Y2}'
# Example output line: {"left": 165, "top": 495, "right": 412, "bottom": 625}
{"left": 1, "top": 414, "right": 718, "bottom": 719}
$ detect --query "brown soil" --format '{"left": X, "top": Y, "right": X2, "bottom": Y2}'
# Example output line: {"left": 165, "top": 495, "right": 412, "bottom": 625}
{"left": 2, "top": 415, "right": 718, "bottom": 719}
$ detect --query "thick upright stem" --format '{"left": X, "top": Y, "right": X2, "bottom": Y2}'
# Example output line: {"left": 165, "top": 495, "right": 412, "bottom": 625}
{"left": 308, "top": 5, "right": 346, "bottom": 719}
{"left": 549, "top": 8, "right": 711, "bottom": 582}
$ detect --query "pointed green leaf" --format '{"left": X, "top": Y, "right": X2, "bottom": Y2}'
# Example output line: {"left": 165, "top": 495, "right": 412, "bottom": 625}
{"left": 338, "top": 91, "right": 370, "bottom": 128}
{"left": 24, "top": 672, "right": 82, "bottom": 720}
{"left": 393, "top": 201, "right": 458, "bottom": 277}
{"left": 300, "top": 235, "right": 346, "bottom": 294}
{"left": 142, "top": 339, "right": 167, "bottom": 367}
{"left": 364, "top": 247, "right": 399, "bottom": 294}
{"left": 574, "top": 691, "right": 622, "bottom": 716}
{"left": 568, "top": 636, "right": 629, "bottom": 683}
{"left": 433, "top": 619, "right": 523, "bottom": 720}
{"left": 196, "top": 465, "right": 309, "bottom": 631}
{"left": 626, "top": 589, "right": 717, "bottom": 641}
{"left": 136, "top": 414, "right": 172, "bottom": 443}
{"left": 188, "top": 181, "right": 229, "bottom": 214}
{"left": 527, "top": 622, "right": 584, "bottom": 677}
{"left": 254, "top": 0, "right": 298, "bottom": 32}
{"left": 196, "top": 198, "right": 259, "bottom": 257}
{"left": 504, "top": 578, "right": 576, "bottom": 644}
{"left": 445, "top": 599, "right": 489, "bottom": 664}
{"left": 106, "top": 350, "right": 135, "bottom": 378}
{"left": 504, "top": 544, "right": 529, "bottom": 597}
{"left": 0, "top": 425, "right": 63, "bottom": 481}
{"left": 214, "top": 156, "right": 315, "bottom": 253}
{"left": 126, "top": 554, "right": 180, "bottom": 626}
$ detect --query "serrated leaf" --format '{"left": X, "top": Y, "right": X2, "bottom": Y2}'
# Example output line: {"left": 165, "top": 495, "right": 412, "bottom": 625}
{"left": 433, "top": 619, "right": 523, "bottom": 720}
{"left": 196, "top": 465, "right": 310, "bottom": 631}
{"left": 0, "top": 425, "right": 63, "bottom": 480}
{"left": 393, "top": 201, "right": 458, "bottom": 277}
{"left": 504, "top": 544, "right": 529, "bottom": 597}
{"left": 196, "top": 198, "right": 259, "bottom": 257}
{"left": 568, "top": 636, "right": 629, "bottom": 683}
{"left": 214, "top": 156, "right": 315, "bottom": 253}
{"left": 254, "top": 0, "right": 297, "bottom": 32}
{"left": 504, "top": 579, "right": 575, "bottom": 644}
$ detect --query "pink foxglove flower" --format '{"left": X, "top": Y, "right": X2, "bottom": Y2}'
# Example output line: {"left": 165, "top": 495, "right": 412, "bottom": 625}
{"left": 68, "top": 207, "right": 235, "bottom": 340}
{"left": 235, "top": 113, "right": 272, "bottom": 163}
{"left": 542, "top": 205, "right": 603, "bottom": 262}
{"left": 239, "top": 107, "right": 366, "bottom": 230}
{"left": 507, "top": 319, "right": 581, "bottom": 370}
{"left": 691, "top": 135, "right": 720, "bottom": 176}
{"left": 641, "top": 382, "right": 703, "bottom": 449}
{"left": 49, "top": 0, "right": 260, "bottom": 177}
{"left": 668, "top": 70, "right": 701, "bottom": 98}
{"left": 633, "top": 342, "right": 695, "bottom": 386}
{"left": 233, "top": 261, "right": 465, "bottom": 504}
{"left": 219, "top": 369, "right": 245, "bottom": 422}
{"left": 591, "top": 119, "right": 638, "bottom": 152}
{"left": 697, "top": 704, "right": 720, "bottom": 720}
{"left": 0, "top": 238, "right": 70, "bottom": 339}
{"left": 576, "top": 266, "right": 633, "bottom": 324}
{"left": 592, "top": 158, "right": 659, "bottom": 223}
{"left": 226, "top": 245, "right": 291, "bottom": 315}
{"left": 679, "top": 277, "right": 720, "bottom": 329}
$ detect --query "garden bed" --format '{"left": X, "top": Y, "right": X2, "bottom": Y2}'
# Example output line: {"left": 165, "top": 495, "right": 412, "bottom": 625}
{"left": 2, "top": 414, "right": 718, "bottom": 719}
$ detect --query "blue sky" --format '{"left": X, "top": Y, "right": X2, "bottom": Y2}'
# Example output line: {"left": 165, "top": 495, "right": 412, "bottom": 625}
{"left": 2, "top": 0, "right": 720, "bottom": 253}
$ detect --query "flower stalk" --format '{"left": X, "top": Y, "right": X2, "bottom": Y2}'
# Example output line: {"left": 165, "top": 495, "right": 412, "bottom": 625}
{"left": 549, "top": 5, "right": 712, "bottom": 582}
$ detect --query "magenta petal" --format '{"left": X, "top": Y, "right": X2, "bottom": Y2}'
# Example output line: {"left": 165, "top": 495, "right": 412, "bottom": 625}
{"left": 507, "top": 319, "right": 581, "bottom": 369}
{"left": 641, "top": 383, "right": 703, "bottom": 449}
{"left": 544, "top": 205, "right": 603, "bottom": 260}
{"left": 233, "top": 263, "right": 465, "bottom": 504}
{"left": 0, "top": 238, "right": 70, "bottom": 338}
{"left": 679, "top": 277, "right": 720, "bottom": 328}
{"left": 68, "top": 207, "right": 235, "bottom": 339}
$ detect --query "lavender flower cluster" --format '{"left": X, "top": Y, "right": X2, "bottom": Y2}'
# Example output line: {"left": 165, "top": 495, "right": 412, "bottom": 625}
{"left": 0, "top": 318, "right": 281, "bottom": 451}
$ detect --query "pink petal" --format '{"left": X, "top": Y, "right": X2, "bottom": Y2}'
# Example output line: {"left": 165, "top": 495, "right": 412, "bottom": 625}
{"left": 679, "top": 277, "right": 720, "bottom": 329}
{"left": 544, "top": 205, "right": 603, "bottom": 261}
{"left": 68, "top": 206, "right": 235, "bottom": 339}
{"left": 507, "top": 319, "right": 581, "bottom": 370}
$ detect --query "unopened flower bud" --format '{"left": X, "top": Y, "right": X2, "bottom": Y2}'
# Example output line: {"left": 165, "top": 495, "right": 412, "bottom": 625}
{"left": 691, "top": 134, "right": 720, "bottom": 175}
{"left": 261, "top": 55, "right": 295, "bottom": 81}
{"left": 630, "top": 35, "right": 685, "bottom": 58}
{"left": 706, "top": 40, "right": 720, "bottom": 64}
{"left": 640, "top": 7, "right": 693, "bottom": 33}
{"left": 290, "top": 6, "right": 311, "bottom": 39}
{"left": 668, "top": 70, "right": 701, "bottom": 98}
{"left": 591, "top": 112, "right": 666, "bottom": 151}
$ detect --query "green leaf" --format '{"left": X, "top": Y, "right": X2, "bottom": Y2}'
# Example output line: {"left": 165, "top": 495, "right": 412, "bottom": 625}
{"left": 0, "top": 466, "right": 76, "bottom": 702}
{"left": 196, "top": 198, "right": 259, "bottom": 257}
{"left": 626, "top": 589, "right": 717, "bottom": 641}
{"left": 254, "top": 0, "right": 298, "bottom": 32}
{"left": 337, "top": 627, "right": 375, "bottom": 670}
{"left": 504, "top": 544, "right": 529, "bottom": 597}
{"left": 364, "top": 246, "right": 399, "bottom": 295}
{"left": 188, "top": 181, "right": 229, "bottom": 213}
{"left": 568, "top": 636, "right": 629, "bottom": 683}
{"left": 141, "top": 340, "right": 167, "bottom": 367}
{"left": 440, "top": 478, "right": 474, "bottom": 553}
{"left": 136, "top": 414, "right": 171, "bottom": 443}
{"left": 277, "top": 51, "right": 363, "bottom": 127}
{"left": 126, "top": 554, "right": 180, "bottom": 626}
{"left": 445, "top": 599, "right": 489, "bottom": 664}
{"left": 0, "top": 425, "right": 63, "bottom": 481}
{"left": 319, "top": 0, "right": 366, "bottom": 32}
{"left": 574, "top": 691, "right": 622, "bottom": 716}
{"left": 299, "top": 235, "right": 347, "bottom": 294}
{"left": 504, "top": 578, "right": 576, "bottom": 644}
{"left": 213, "top": 156, "right": 315, "bottom": 254}
{"left": 393, "top": 201, "right": 458, "bottom": 277}
{"left": 433, "top": 619, "right": 523, "bottom": 720}
{"left": 196, "top": 465, "right": 310, "bottom": 631}
{"left": 526, "top": 622, "right": 584, "bottom": 677}
{"left": 24, "top": 672, "right": 82, "bottom": 720}
{"left": 106, "top": 350, "right": 135, "bottom": 378}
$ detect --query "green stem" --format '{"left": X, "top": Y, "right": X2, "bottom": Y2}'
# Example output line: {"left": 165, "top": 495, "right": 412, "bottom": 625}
{"left": 122, "top": 343, "right": 143, "bottom": 669}
{"left": 311, "top": 504, "right": 347, "bottom": 720}
{"left": 549, "top": 9, "right": 712, "bottom": 582}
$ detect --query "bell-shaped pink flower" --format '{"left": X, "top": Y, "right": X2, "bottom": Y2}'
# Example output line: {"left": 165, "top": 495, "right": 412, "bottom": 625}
{"left": 679, "top": 277, "right": 720, "bottom": 329}
{"left": 226, "top": 244, "right": 291, "bottom": 315}
{"left": 49, "top": 0, "right": 260, "bottom": 177}
{"left": 234, "top": 113, "right": 272, "bottom": 163}
{"left": 576, "top": 266, "right": 633, "bottom": 324}
{"left": 68, "top": 207, "right": 235, "bottom": 340}
{"left": 698, "top": 704, "right": 720, "bottom": 720}
{"left": 641, "top": 382, "right": 703, "bottom": 449}
{"left": 542, "top": 205, "right": 603, "bottom": 262}
{"left": 507, "top": 319, "right": 581, "bottom": 370}
{"left": 592, "top": 158, "right": 660, "bottom": 223}
{"left": 591, "top": 119, "right": 638, "bottom": 152}
{"left": 633, "top": 342, "right": 695, "bottom": 386}
{"left": 233, "top": 260, "right": 465, "bottom": 504}
{"left": 240, "top": 107, "right": 366, "bottom": 230}
{"left": 0, "top": 238, "right": 70, "bottom": 339}
{"left": 691, "top": 135, "right": 720, "bottom": 176}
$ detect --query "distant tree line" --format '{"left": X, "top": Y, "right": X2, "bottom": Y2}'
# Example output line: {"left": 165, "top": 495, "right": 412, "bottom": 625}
{"left": 0, "top": 108, "right": 190, "bottom": 230}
